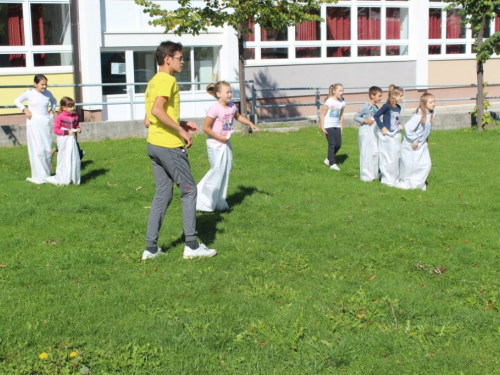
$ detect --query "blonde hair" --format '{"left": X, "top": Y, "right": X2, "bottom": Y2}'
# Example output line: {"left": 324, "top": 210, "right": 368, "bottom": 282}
{"left": 57, "top": 96, "right": 76, "bottom": 114}
{"left": 417, "top": 93, "right": 435, "bottom": 125}
{"left": 206, "top": 81, "right": 231, "bottom": 99}
{"left": 326, "top": 83, "right": 343, "bottom": 101}
{"left": 387, "top": 84, "right": 404, "bottom": 108}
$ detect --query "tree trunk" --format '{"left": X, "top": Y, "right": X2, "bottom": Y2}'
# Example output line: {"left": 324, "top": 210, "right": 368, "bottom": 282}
{"left": 237, "top": 26, "right": 249, "bottom": 135}
{"left": 477, "top": 61, "right": 484, "bottom": 132}
{"left": 475, "top": 16, "right": 486, "bottom": 132}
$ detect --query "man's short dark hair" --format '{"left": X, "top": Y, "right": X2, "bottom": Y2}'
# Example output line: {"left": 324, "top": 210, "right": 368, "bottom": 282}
{"left": 156, "top": 41, "right": 183, "bottom": 65}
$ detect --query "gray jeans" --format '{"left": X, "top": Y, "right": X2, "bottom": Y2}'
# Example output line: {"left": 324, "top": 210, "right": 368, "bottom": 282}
{"left": 145, "top": 143, "right": 198, "bottom": 248}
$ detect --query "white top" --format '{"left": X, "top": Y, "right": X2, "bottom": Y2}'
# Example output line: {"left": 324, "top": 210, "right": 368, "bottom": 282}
{"left": 14, "top": 89, "right": 57, "bottom": 118}
{"left": 323, "top": 98, "right": 346, "bottom": 128}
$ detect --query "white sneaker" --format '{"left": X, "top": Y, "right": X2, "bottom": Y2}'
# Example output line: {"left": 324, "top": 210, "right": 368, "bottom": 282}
{"left": 142, "top": 247, "right": 165, "bottom": 260}
{"left": 324, "top": 158, "right": 329, "bottom": 166}
{"left": 330, "top": 164, "right": 340, "bottom": 171}
{"left": 183, "top": 243, "right": 217, "bottom": 259}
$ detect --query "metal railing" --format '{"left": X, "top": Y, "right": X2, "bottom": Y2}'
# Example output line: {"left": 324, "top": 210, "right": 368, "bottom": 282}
{"left": 3, "top": 81, "right": 499, "bottom": 121}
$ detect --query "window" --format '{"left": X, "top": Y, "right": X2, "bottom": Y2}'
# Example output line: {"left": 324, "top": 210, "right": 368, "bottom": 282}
{"left": 0, "top": 1, "right": 72, "bottom": 70}
{"left": 134, "top": 52, "right": 156, "bottom": 94}
{"left": 243, "top": 1, "right": 410, "bottom": 62}
{"left": 177, "top": 47, "right": 220, "bottom": 91}
{"left": 428, "top": 7, "right": 474, "bottom": 56}
{"left": 101, "top": 52, "right": 126, "bottom": 95}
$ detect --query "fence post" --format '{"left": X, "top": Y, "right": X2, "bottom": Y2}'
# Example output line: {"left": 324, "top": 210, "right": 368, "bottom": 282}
{"left": 128, "top": 84, "right": 135, "bottom": 120}
{"left": 252, "top": 84, "right": 257, "bottom": 123}
{"left": 315, "top": 89, "right": 321, "bottom": 121}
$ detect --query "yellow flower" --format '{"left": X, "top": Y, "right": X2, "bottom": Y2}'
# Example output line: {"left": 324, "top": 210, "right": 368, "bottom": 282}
{"left": 39, "top": 352, "right": 48, "bottom": 360}
{"left": 69, "top": 351, "right": 77, "bottom": 358}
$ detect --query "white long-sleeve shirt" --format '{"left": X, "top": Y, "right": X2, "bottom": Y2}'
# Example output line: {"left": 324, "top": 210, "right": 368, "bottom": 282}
{"left": 404, "top": 109, "right": 433, "bottom": 144}
{"left": 14, "top": 89, "right": 57, "bottom": 118}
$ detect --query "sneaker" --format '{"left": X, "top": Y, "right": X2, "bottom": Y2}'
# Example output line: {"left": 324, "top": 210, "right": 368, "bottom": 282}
{"left": 141, "top": 247, "right": 165, "bottom": 260}
{"left": 324, "top": 158, "right": 329, "bottom": 166}
{"left": 79, "top": 150, "right": 86, "bottom": 160}
{"left": 183, "top": 243, "right": 217, "bottom": 259}
{"left": 330, "top": 164, "right": 340, "bottom": 171}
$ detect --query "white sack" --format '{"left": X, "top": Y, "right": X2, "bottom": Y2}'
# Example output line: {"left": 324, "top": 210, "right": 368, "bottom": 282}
{"left": 377, "top": 129, "right": 401, "bottom": 187}
{"left": 398, "top": 140, "right": 431, "bottom": 190}
{"left": 45, "top": 135, "right": 81, "bottom": 186}
{"left": 358, "top": 124, "right": 379, "bottom": 182}
{"left": 26, "top": 115, "right": 52, "bottom": 184}
{"left": 196, "top": 140, "right": 233, "bottom": 212}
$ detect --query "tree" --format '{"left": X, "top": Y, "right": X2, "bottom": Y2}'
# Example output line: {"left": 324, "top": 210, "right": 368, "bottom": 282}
{"left": 444, "top": 0, "right": 500, "bottom": 131}
{"left": 135, "top": 0, "right": 337, "bottom": 121}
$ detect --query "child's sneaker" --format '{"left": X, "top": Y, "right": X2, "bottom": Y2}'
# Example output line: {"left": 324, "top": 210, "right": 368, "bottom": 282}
{"left": 79, "top": 150, "right": 86, "bottom": 160}
{"left": 142, "top": 247, "right": 165, "bottom": 260}
{"left": 330, "top": 164, "right": 340, "bottom": 171}
{"left": 324, "top": 158, "right": 329, "bottom": 166}
{"left": 183, "top": 243, "right": 217, "bottom": 259}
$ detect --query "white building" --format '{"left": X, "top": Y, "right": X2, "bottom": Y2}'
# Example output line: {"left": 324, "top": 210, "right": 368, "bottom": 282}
{"left": 1, "top": 0, "right": 500, "bottom": 125}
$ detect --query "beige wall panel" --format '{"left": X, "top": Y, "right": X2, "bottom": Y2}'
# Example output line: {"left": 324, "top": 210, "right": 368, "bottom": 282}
{"left": 429, "top": 59, "right": 500, "bottom": 86}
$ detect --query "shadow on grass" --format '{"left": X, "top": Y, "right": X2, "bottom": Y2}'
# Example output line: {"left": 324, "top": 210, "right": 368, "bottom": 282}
{"left": 336, "top": 154, "right": 349, "bottom": 165}
{"left": 81, "top": 165, "right": 109, "bottom": 184}
{"left": 81, "top": 160, "right": 94, "bottom": 170}
{"left": 162, "top": 185, "right": 270, "bottom": 249}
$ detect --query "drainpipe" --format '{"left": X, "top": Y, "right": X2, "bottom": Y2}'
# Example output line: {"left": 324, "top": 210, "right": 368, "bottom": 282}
{"left": 70, "top": 0, "right": 82, "bottom": 118}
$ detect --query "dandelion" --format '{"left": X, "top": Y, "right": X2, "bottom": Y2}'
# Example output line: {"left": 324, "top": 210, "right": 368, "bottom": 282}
{"left": 39, "top": 352, "right": 48, "bottom": 360}
{"left": 69, "top": 351, "right": 77, "bottom": 358}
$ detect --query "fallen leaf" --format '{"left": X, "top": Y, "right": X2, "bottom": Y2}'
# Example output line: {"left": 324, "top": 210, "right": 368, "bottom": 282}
{"left": 321, "top": 340, "right": 331, "bottom": 346}
{"left": 285, "top": 206, "right": 290, "bottom": 210}
{"left": 369, "top": 275, "right": 377, "bottom": 281}
{"left": 48, "top": 194, "right": 55, "bottom": 198}
{"left": 425, "top": 353, "right": 435, "bottom": 357}
{"left": 354, "top": 175, "right": 359, "bottom": 178}
{"left": 419, "top": 282, "right": 425, "bottom": 287}
{"left": 136, "top": 186, "right": 143, "bottom": 191}
{"left": 249, "top": 325, "right": 254, "bottom": 333}
{"left": 73, "top": 279, "right": 78, "bottom": 284}
{"left": 0, "top": 264, "right": 6, "bottom": 269}
{"left": 153, "top": 265, "right": 157, "bottom": 272}
{"left": 445, "top": 247, "right": 450, "bottom": 252}
{"left": 464, "top": 239, "right": 469, "bottom": 244}
{"left": 257, "top": 341, "right": 267, "bottom": 346}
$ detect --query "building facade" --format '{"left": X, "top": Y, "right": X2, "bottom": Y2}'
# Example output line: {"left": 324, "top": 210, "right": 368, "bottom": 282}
{"left": 1, "top": 0, "right": 500, "bottom": 125}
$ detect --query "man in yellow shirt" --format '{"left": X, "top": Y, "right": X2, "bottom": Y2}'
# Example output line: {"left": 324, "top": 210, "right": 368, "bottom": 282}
{"left": 142, "top": 41, "right": 217, "bottom": 260}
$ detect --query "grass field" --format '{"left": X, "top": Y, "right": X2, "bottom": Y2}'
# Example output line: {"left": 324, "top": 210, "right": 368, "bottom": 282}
{"left": 1, "top": 127, "right": 500, "bottom": 374}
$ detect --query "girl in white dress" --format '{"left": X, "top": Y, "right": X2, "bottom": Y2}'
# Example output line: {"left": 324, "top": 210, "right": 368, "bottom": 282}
{"left": 14, "top": 74, "right": 57, "bottom": 184}
{"left": 398, "top": 93, "right": 435, "bottom": 190}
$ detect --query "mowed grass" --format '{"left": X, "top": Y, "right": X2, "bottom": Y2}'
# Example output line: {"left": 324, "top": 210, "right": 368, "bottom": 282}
{"left": 1, "top": 127, "right": 500, "bottom": 374}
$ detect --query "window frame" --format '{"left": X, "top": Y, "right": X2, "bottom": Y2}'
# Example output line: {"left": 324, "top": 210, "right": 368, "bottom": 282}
{"left": 0, "top": 0, "right": 72, "bottom": 74}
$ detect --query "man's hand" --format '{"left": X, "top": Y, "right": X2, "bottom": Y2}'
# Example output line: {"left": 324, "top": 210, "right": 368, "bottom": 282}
{"left": 183, "top": 121, "right": 199, "bottom": 135}
{"left": 179, "top": 129, "right": 193, "bottom": 148}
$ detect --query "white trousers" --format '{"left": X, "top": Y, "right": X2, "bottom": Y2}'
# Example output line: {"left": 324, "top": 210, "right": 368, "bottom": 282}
{"left": 358, "top": 124, "right": 379, "bottom": 182}
{"left": 26, "top": 115, "right": 52, "bottom": 184}
{"left": 196, "top": 140, "right": 233, "bottom": 212}
{"left": 378, "top": 129, "right": 401, "bottom": 187}
{"left": 45, "top": 135, "right": 81, "bottom": 186}
{"left": 398, "top": 140, "right": 431, "bottom": 190}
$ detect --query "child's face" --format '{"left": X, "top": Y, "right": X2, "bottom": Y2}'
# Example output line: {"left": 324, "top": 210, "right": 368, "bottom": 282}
{"left": 371, "top": 92, "right": 383, "bottom": 104}
{"left": 394, "top": 92, "right": 404, "bottom": 103}
{"left": 62, "top": 105, "right": 75, "bottom": 113}
{"left": 426, "top": 97, "right": 435, "bottom": 111}
{"left": 334, "top": 86, "right": 344, "bottom": 99}
{"left": 34, "top": 79, "right": 47, "bottom": 93}
{"left": 217, "top": 86, "right": 232, "bottom": 104}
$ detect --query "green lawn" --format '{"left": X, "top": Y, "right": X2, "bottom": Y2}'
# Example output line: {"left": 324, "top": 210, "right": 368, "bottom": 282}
{"left": 1, "top": 127, "right": 499, "bottom": 374}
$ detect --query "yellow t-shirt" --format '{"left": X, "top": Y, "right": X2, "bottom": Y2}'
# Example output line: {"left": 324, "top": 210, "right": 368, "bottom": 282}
{"left": 145, "top": 72, "right": 184, "bottom": 148}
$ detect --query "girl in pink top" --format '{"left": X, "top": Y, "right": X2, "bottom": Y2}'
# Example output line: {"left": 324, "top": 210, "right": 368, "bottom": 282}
{"left": 196, "top": 81, "right": 259, "bottom": 211}
{"left": 46, "top": 97, "right": 81, "bottom": 186}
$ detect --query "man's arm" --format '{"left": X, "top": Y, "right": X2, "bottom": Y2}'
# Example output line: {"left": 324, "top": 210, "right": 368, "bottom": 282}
{"left": 151, "top": 96, "right": 193, "bottom": 148}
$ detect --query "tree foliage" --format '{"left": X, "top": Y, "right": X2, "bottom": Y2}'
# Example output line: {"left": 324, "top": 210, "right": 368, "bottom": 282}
{"left": 444, "top": 0, "right": 500, "bottom": 129}
{"left": 135, "top": 0, "right": 336, "bottom": 37}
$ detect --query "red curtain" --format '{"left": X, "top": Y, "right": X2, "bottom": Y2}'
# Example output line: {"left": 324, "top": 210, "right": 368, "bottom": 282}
{"left": 244, "top": 19, "right": 255, "bottom": 42}
{"left": 8, "top": 4, "right": 25, "bottom": 65}
{"left": 496, "top": 17, "right": 500, "bottom": 32}
{"left": 446, "top": 9, "right": 463, "bottom": 54}
{"left": 428, "top": 9, "right": 441, "bottom": 54}
{"left": 358, "top": 7, "right": 380, "bottom": 56}
{"left": 31, "top": 4, "right": 46, "bottom": 64}
{"left": 386, "top": 8, "right": 400, "bottom": 55}
{"left": 296, "top": 20, "right": 318, "bottom": 41}
{"left": 326, "top": 7, "right": 350, "bottom": 40}
{"left": 358, "top": 8, "right": 380, "bottom": 40}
